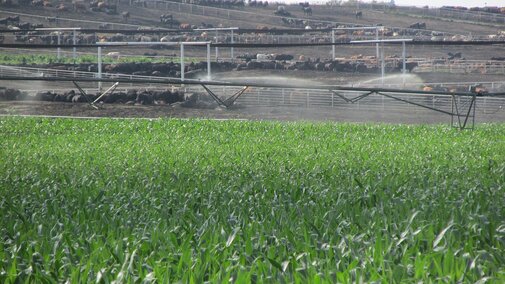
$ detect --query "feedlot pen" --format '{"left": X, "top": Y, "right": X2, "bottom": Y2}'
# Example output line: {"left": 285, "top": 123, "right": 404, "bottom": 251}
{"left": 6, "top": 83, "right": 505, "bottom": 126}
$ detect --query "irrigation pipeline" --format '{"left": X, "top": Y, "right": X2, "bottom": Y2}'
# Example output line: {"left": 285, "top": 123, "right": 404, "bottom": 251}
{"left": 1, "top": 75, "right": 504, "bottom": 98}
{"left": 1, "top": 40, "right": 505, "bottom": 49}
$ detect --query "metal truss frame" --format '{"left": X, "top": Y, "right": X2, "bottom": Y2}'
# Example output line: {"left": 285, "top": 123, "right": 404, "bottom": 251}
{"left": 330, "top": 89, "right": 477, "bottom": 130}
{"left": 0, "top": 75, "right": 498, "bottom": 130}
{"left": 201, "top": 84, "right": 249, "bottom": 108}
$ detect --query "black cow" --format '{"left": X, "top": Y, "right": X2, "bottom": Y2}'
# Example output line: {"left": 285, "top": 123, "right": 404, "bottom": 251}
{"left": 397, "top": 61, "right": 418, "bottom": 72}
{"left": 303, "top": 7, "right": 312, "bottom": 16}
{"left": 121, "top": 11, "right": 130, "bottom": 23}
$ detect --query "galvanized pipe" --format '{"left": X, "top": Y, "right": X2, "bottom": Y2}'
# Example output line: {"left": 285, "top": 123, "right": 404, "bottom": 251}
{"left": 207, "top": 43, "right": 211, "bottom": 80}
{"left": 97, "top": 46, "right": 102, "bottom": 90}
{"left": 180, "top": 44, "right": 184, "bottom": 81}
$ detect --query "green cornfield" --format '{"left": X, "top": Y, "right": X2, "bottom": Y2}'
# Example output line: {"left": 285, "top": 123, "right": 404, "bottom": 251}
{"left": 0, "top": 117, "right": 504, "bottom": 282}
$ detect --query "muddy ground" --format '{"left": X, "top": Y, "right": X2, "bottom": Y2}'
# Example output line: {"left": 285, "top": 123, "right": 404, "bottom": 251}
{"left": 1, "top": 95, "right": 504, "bottom": 125}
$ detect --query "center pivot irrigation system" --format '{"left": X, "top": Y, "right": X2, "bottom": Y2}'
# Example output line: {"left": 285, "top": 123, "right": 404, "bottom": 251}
{"left": 2, "top": 74, "right": 503, "bottom": 130}
{"left": 1, "top": 39, "right": 505, "bottom": 129}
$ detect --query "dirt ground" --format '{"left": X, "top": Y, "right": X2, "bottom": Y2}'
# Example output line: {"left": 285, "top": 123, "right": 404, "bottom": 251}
{"left": 1, "top": 94, "right": 504, "bottom": 125}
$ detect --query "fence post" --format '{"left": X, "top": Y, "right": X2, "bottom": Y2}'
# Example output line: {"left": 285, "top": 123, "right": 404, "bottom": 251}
{"left": 180, "top": 44, "right": 186, "bottom": 81}
{"left": 97, "top": 46, "right": 102, "bottom": 91}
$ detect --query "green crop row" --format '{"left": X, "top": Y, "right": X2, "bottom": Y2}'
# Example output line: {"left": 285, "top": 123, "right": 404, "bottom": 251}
{"left": 0, "top": 118, "right": 504, "bottom": 282}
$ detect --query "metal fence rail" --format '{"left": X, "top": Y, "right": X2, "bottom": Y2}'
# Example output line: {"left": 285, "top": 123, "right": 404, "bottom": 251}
{"left": 0, "top": 65, "right": 169, "bottom": 81}
{"left": 2, "top": 65, "right": 505, "bottom": 89}
{"left": 348, "top": 3, "right": 505, "bottom": 25}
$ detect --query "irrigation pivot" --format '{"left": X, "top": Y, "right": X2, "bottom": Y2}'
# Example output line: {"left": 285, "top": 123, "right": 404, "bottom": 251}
{"left": 0, "top": 74, "right": 501, "bottom": 129}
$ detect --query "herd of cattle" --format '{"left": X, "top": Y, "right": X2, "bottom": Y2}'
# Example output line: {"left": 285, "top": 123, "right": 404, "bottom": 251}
{"left": 0, "top": 81, "right": 489, "bottom": 107}
{"left": 2, "top": 14, "right": 505, "bottom": 45}
{"left": 441, "top": 6, "right": 505, "bottom": 15}
{"left": 0, "top": 87, "right": 187, "bottom": 105}
{"left": 21, "top": 56, "right": 417, "bottom": 79}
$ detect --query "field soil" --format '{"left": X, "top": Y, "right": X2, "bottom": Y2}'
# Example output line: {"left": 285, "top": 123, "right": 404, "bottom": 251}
{"left": 2, "top": 99, "right": 504, "bottom": 125}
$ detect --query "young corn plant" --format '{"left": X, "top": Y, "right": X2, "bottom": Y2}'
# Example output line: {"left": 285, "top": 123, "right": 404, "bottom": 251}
{"left": 0, "top": 118, "right": 504, "bottom": 282}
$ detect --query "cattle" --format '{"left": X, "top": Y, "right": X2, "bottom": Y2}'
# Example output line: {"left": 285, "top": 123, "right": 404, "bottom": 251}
{"left": 274, "top": 6, "right": 290, "bottom": 16}
{"left": 470, "top": 84, "right": 488, "bottom": 95}
{"left": 199, "top": 22, "right": 213, "bottom": 29}
{"left": 31, "top": 0, "right": 43, "bottom": 6}
{"left": 160, "top": 14, "right": 179, "bottom": 27}
{"left": 107, "top": 52, "right": 121, "bottom": 59}
{"left": 160, "top": 13, "right": 172, "bottom": 23}
{"left": 397, "top": 61, "right": 418, "bottom": 72}
{"left": 256, "top": 53, "right": 274, "bottom": 61}
{"left": 179, "top": 23, "right": 191, "bottom": 30}
{"left": 447, "top": 52, "right": 462, "bottom": 60}
{"left": 299, "top": 2, "right": 309, "bottom": 8}
{"left": 57, "top": 3, "right": 68, "bottom": 11}
{"left": 105, "top": 5, "right": 117, "bottom": 14}
{"left": 73, "top": 0, "right": 87, "bottom": 12}
{"left": 45, "top": 16, "right": 59, "bottom": 24}
{"left": 139, "top": 35, "right": 154, "bottom": 42}
{"left": 355, "top": 11, "right": 362, "bottom": 19}
{"left": 160, "top": 35, "right": 173, "bottom": 42}
{"left": 235, "top": 53, "right": 255, "bottom": 62}
{"left": 303, "top": 7, "right": 312, "bottom": 16}
{"left": 17, "top": 22, "right": 31, "bottom": 29}
{"left": 121, "top": 11, "right": 130, "bottom": 22}
{"left": 7, "top": 16, "right": 19, "bottom": 23}
{"left": 133, "top": 0, "right": 146, "bottom": 7}
{"left": 409, "top": 22, "right": 426, "bottom": 29}
{"left": 273, "top": 54, "right": 293, "bottom": 61}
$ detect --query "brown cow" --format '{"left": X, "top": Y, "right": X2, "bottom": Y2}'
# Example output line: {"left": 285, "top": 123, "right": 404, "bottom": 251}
{"left": 179, "top": 23, "right": 191, "bottom": 30}
{"left": 73, "top": 0, "right": 87, "bottom": 12}
{"left": 57, "top": 3, "right": 68, "bottom": 11}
